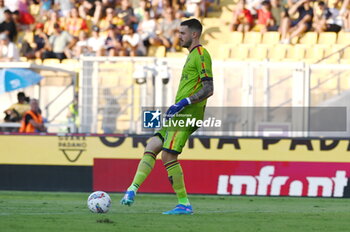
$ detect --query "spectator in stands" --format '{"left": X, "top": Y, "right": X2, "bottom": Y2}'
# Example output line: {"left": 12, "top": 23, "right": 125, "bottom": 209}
{"left": 230, "top": 0, "right": 254, "bottom": 32}
{"left": 137, "top": 9, "right": 157, "bottom": 48}
{"left": 44, "top": 10, "right": 62, "bottom": 36}
{"left": 33, "top": 23, "right": 48, "bottom": 59}
{"left": 279, "top": 0, "right": 313, "bottom": 44}
{"left": 65, "top": 7, "right": 89, "bottom": 37}
{"left": 78, "top": 0, "right": 102, "bottom": 25}
{"left": 0, "top": 0, "right": 8, "bottom": 24}
{"left": 16, "top": 0, "right": 35, "bottom": 28}
{"left": 328, "top": 0, "right": 343, "bottom": 32}
{"left": 20, "top": 22, "right": 47, "bottom": 59}
{"left": 251, "top": 0, "right": 274, "bottom": 33}
{"left": 116, "top": 0, "right": 138, "bottom": 29}
{"left": 4, "top": 92, "right": 30, "bottom": 123}
{"left": 74, "top": 30, "right": 89, "bottom": 57}
{"left": 11, "top": 10, "right": 23, "bottom": 33}
{"left": 173, "top": 0, "right": 187, "bottom": 12}
{"left": 150, "top": 7, "right": 180, "bottom": 51}
{"left": 152, "top": 0, "right": 171, "bottom": 19}
{"left": 87, "top": 25, "right": 105, "bottom": 56}
{"left": 104, "top": 24, "right": 124, "bottom": 56}
{"left": 12, "top": 10, "right": 30, "bottom": 33}
{"left": 101, "top": 0, "right": 117, "bottom": 13}
{"left": 184, "top": 0, "right": 202, "bottom": 19}
{"left": 54, "top": 0, "right": 74, "bottom": 17}
{"left": 19, "top": 98, "right": 47, "bottom": 133}
{"left": 339, "top": 0, "right": 350, "bottom": 31}
{"left": 0, "top": 33, "right": 19, "bottom": 61}
{"left": 43, "top": 23, "right": 76, "bottom": 60}
{"left": 99, "top": 7, "right": 125, "bottom": 37}
{"left": 268, "top": 0, "right": 286, "bottom": 31}
{"left": 122, "top": 25, "right": 141, "bottom": 56}
{"left": 134, "top": 0, "right": 153, "bottom": 23}
{"left": 0, "top": 9, "right": 17, "bottom": 42}
{"left": 313, "top": 1, "right": 342, "bottom": 33}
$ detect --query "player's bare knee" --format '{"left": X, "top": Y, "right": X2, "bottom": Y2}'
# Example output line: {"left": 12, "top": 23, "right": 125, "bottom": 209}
{"left": 145, "top": 136, "right": 163, "bottom": 155}
{"left": 161, "top": 151, "right": 178, "bottom": 164}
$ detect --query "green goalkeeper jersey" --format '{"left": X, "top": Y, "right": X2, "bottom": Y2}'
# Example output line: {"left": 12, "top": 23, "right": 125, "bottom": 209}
{"left": 175, "top": 45, "right": 213, "bottom": 110}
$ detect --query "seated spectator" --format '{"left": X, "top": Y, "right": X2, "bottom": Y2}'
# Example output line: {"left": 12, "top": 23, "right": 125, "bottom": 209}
{"left": 78, "top": 0, "right": 102, "bottom": 24}
{"left": 99, "top": 7, "right": 124, "bottom": 37}
{"left": 65, "top": 7, "right": 88, "bottom": 38}
{"left": 230, "top": 0, "right": 254, "bottom": 32}
{"left": 19, "top": 23, "right": 47, "bottom": 59}
{"left": 279, "top": 0, "right": 313, "bottom": 44}
{"left": 122, "top": 25, "right": 142, "bottom": 56}
{"left": 0, "top": 33, "right": 19, "bottom": 61}
{"left": 87, "top": 25, "right": 105, "bottom": 56}
{"left": 33, "top": 23, "right": 48, "bottom": 59}
{"left": 150, "top": 7, "right": 180, "bottom": 51}
{"left": 184, "top": 0, "right": 203, "bottom": 19}
{"left": 116, "top": 0, "right": 138, "bottom": 29}
{"left": 269, "top": 0, "right": 286, "bottom": 31}
{"left": 134, "top": 0, "right": 154, "bottom": 23}
{"left": 104, "top": 24, "right": 124, "bottom": 56}
{"left": 313, "top": 1, "right": 342, "bottom": 33}
{"left": 44, "top": 10, "right": 62, "bottom": 36}
{"left": 252, "top": 0, "right": 274, "bottom": 33}
{"left": 0, "top": 9, "right": 17, "bottom": 42}
{"left": 137, "top": 9, "right": 157, "bottom": 48}
{"left": 4, "top": 92, "right": 30, "bottom": 123}
{"left": 19, "top": 98, "right": 47, "bottom": 133}
{"left": 74, "top": 30, "right": 89, "bottom": 57}
{"left": 14, "top": 4, "right": 35, "bottom": 29}
{"left": 327, "top": 0, "right": 343, "bottom": 32}
{"left": 43, "top": 23, "right": 76, "bottom": 60}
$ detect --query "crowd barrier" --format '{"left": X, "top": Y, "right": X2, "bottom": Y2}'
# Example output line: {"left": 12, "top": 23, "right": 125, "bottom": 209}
{"left": 1, "top": 133, "right": 350, "bottom": 197}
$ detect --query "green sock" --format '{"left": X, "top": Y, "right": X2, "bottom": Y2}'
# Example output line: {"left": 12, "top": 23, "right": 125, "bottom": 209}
{"left": 127, "top": 151, "right": 157, "bottom": 193}
{"left": 164, "top": 160, "right": 190, "bottom": 206}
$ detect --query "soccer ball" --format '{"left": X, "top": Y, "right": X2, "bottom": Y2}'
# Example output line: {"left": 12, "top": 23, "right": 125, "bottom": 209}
{"left": 87, "top": 191, "right": 111, "bottom": 213}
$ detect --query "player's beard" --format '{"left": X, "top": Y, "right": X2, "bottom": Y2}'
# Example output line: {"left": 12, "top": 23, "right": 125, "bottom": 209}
{"left": 181, "top": 38, "right": 192, "bottom": 48}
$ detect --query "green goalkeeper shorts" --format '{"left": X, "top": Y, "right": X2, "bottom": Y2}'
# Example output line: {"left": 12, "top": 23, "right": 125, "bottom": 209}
{"left": 154, "top": 125, "right": 197, "bottom": 155}
{"left": 154, "top": 105, "right": 205, "bottom": 154}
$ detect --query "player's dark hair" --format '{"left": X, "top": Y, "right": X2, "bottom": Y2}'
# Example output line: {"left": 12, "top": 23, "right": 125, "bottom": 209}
{"left": 181, "top": 18, "right": 203, "bottom": 35}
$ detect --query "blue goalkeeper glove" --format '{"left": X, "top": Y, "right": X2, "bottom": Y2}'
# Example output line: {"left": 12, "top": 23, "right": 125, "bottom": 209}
{"left": 165, "top": 98, "right": 191, "bottom": 120}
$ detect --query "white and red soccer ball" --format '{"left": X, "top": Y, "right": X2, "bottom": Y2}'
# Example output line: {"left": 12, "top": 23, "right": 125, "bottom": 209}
{"left": 87, "top": 191, "right": 111, "bottom": 213}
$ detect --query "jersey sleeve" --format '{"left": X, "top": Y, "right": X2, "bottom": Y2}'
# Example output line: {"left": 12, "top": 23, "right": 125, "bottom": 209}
{"left": 195, "top": 47, "right": 213, "bottom": 81}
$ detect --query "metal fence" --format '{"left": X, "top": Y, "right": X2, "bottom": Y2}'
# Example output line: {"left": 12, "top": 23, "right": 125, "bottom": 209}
{"left": 78, "top": 57, "right": 350, "bottom": 137}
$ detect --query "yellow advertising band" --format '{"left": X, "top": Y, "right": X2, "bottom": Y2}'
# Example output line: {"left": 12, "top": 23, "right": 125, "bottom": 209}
{"left": 0, "top": 135, "right": 350, "bottom": 166}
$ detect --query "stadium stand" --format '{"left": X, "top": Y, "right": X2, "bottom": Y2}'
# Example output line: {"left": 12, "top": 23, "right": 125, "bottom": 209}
{"left": 318, "top": 32, "right": 337, "bottom": 45}
{"left": 4, "top": 0, "right": 350, "bottom": 65}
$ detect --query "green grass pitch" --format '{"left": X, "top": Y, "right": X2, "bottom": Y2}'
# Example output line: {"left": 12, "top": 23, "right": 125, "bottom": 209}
{"left": 1, "top": 191, "right": 350, "bottom": 232}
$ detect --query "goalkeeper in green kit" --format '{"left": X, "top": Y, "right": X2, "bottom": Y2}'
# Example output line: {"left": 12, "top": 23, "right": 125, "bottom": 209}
{"left": 120, "top": 18, "right": 214, "bottom": 215}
